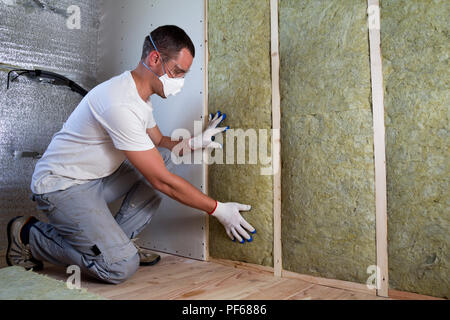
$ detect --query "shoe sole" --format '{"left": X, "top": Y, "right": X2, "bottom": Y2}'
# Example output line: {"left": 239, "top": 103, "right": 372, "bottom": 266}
{"left": 6, "top": 216, "right": 43, "bottom": 271}
{"left": 140, "top": 255, "right": 161, "bottom": 266}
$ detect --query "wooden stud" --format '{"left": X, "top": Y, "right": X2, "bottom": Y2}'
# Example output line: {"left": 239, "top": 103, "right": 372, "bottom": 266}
{"left": 367, "top": 0, "right": 389, "bottom": 297}
{"left": 203, "top": 0, "right": 210, "bottom": 262}
{"left": 270, "top": 0, "right": 282, "bottom": 278}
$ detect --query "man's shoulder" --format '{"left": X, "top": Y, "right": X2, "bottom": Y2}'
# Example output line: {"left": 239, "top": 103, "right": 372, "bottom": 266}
{"left": 91, "top": 71, "right": 131, "bottom": 95}
{"left": 87, "top": 72, "right": 137, "bottom": 110}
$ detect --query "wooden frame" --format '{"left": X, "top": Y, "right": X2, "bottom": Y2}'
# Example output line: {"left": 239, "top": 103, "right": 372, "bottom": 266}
{"left": 270, "top": 0, "right": 282, "bottom": 278}
{"left": 367, "top": 0, "right": 389, "bottom": 297}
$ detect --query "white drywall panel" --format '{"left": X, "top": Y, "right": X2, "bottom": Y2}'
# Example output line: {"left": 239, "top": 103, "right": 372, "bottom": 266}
{"left": 98, "top": 0, "right": 206, "bottom": 260}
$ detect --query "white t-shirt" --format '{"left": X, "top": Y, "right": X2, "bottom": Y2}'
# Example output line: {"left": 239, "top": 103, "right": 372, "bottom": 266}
{"left": 31, "top": 71, "right": 156, "bottom": 195}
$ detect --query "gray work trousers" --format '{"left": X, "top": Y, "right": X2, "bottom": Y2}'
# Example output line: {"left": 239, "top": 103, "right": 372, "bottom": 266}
{"left": 29, "top": 149, "right": 173, "bottom": 284}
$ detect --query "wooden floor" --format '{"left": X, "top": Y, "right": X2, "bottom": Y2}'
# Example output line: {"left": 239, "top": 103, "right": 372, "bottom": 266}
{"left": 19, "top": 252, "right": 389, "bottom": 300}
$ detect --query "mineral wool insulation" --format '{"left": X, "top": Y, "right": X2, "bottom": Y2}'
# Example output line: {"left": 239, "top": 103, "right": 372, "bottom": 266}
{"left": 208, "top": 0, "right": 448, "bottom": 298}
{"left": 279, "top": 0, "right": 376, "bottom": 284}
{"left": 0, "top": 0, "right": 100, "bottom": 251}
{"left": 382, "top": 0, "right": 449, "bottom": 298}
{"left": 208, "top": 0, "right": 274, "bottom": 266}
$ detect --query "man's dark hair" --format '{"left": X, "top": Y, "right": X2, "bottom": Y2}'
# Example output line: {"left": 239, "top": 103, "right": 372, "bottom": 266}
{"left": 141, "top": 25, "right": 195, "bottom": 61}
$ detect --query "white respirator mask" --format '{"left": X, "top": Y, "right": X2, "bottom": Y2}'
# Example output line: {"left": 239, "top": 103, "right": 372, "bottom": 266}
{"left": 158, "top": 73, "right": 184, "bottom": 97}
{"left": 142, "top": 34, "right": 185, "bottom": 98}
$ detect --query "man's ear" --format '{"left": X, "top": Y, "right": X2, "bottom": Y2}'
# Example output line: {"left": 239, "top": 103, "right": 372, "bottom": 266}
{"left": 148, "top": 50, "right": 160, "bottom": 67}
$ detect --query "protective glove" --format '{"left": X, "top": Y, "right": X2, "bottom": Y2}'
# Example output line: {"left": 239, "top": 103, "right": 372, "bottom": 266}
{"left": 188, "top": 111, "right": 229, "bottom": 150}
{"left": 209, "top": 201, "right": 256, "bottom": 244}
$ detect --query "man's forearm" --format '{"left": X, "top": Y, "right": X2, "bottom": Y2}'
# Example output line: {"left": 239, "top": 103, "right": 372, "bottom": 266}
{"left": 155, "top": 138, "right": 215, "bottom": 212}
{"left": 159, "top": 136, "right": 190, "bottom": 156}
{"left": 157, "top": 171, "right": 216, "bottom": 213}
{"left": 124, "top": 148, "right": 215, "bottom": 214}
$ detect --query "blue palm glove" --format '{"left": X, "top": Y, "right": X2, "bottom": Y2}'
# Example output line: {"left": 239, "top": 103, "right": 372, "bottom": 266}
{"left": 188, "top": 111, "right": 229, "bottom": 150}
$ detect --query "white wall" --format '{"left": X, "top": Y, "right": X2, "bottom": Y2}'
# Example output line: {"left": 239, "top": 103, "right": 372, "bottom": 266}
{"left": 98, "top": 0, "right": 207, "bottom": 260}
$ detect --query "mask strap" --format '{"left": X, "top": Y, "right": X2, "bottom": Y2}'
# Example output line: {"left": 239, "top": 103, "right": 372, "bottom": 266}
{"left": 142, "top": 61, "right": 161, "bottom": 79}
{"left": 149, "top": 34, "right": 166, "bottom": 75}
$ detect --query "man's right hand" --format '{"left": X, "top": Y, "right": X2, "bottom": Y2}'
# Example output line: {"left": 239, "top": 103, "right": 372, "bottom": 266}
{"left": 188, "top": 111, "right": 228, "bottom": 150}
{"left": 210, "top": 202, "right": 256, "bottom": 243}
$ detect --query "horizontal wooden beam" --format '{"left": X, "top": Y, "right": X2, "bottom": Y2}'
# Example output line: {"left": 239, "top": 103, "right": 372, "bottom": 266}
{"left": 208, "top": 258, "right": 274, "bottom": 275}
{"left": 282, "top": 270, "right": 377, "bottom": 296}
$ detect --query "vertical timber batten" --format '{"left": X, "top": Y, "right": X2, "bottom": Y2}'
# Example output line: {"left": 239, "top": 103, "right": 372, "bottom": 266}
{"left": 367, "top": 0, "right": 389, "bottom": 297}
{"left": 270, "top": 0, "right": 282, "bottom": 278}
{"left": 204, "top": 0, "right": 210, "bottom": 261}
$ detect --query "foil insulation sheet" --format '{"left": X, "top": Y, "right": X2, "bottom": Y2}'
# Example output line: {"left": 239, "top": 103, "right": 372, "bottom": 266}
{"left": 0, "top": 0, "right": 100, "bottom": 88}
{"left": 0, "top": 0, "right": 100, "bottom": 250}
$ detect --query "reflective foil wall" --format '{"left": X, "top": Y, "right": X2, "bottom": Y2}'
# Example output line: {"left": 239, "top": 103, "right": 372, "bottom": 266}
{"left": 0, "top": 0, "right": 100, "bottom": 251}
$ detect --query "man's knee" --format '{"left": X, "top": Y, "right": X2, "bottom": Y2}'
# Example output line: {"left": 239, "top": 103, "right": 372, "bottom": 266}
{"left": 91, "top": 239, "right": 139, "bottom": 285}
{"left": 101, "top": 253, "right": 139, "bottom": 285}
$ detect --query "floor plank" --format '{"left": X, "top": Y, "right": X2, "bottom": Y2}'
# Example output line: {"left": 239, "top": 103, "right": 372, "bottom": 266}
{"left": 288, "top": 284, "right": 350, "bottom": 300}
{"left": 176, "top": 270, "right": 279, "bottom": 300}
{"left": 242, "top": 278, "right": 314, "bottom": 300}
